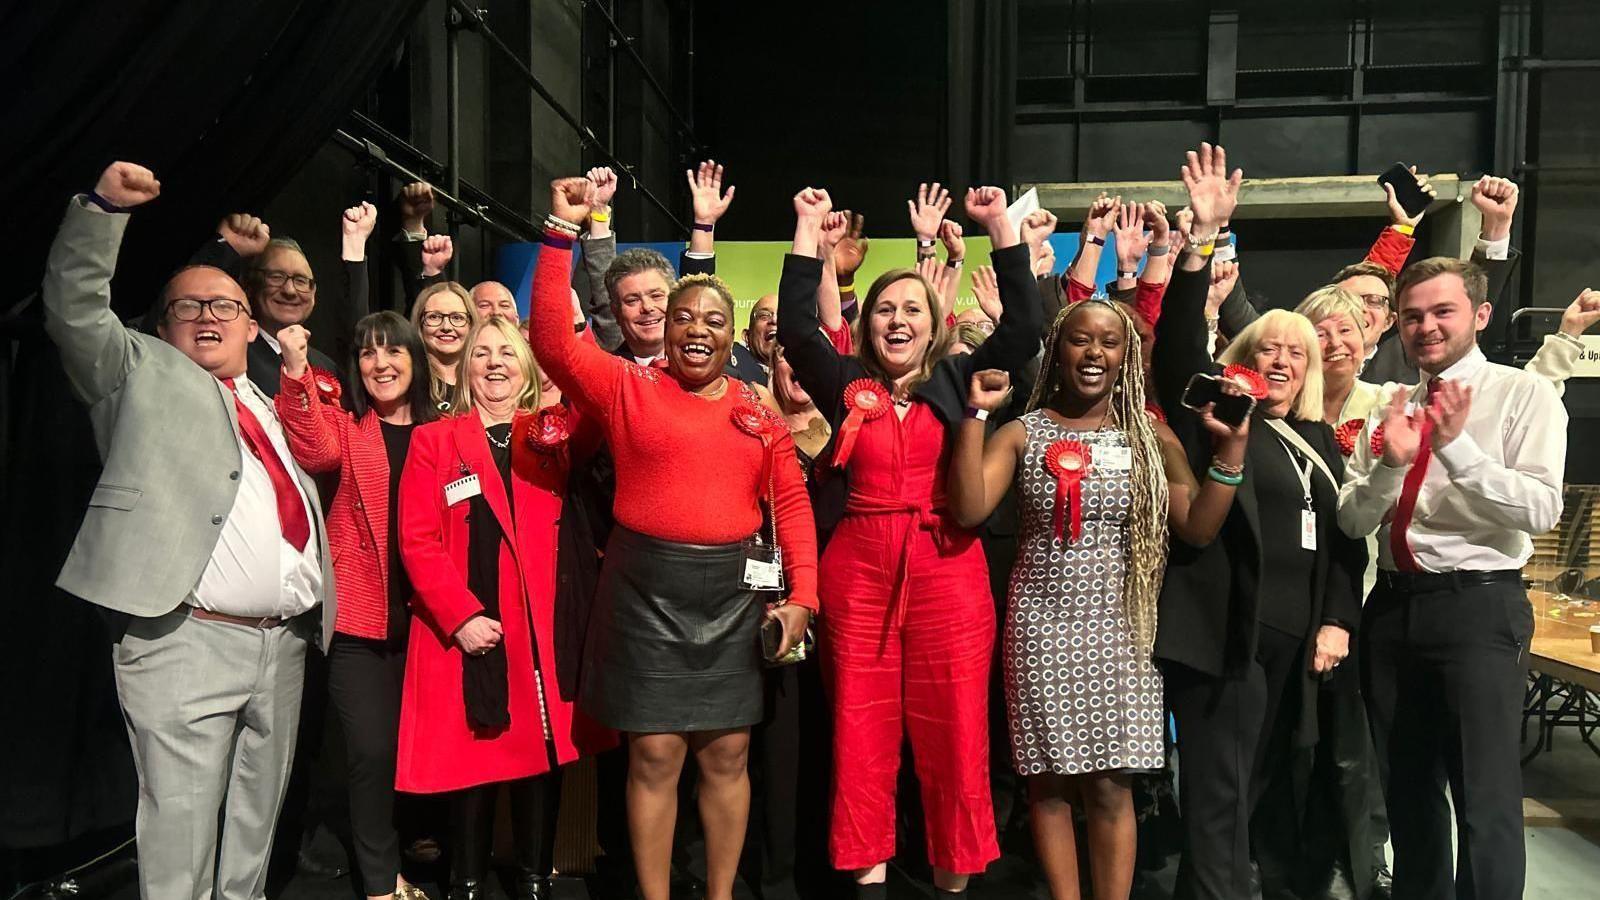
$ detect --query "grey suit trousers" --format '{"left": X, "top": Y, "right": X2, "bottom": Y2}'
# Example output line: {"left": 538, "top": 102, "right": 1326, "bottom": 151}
{"left": 113, "top": 606, "right": 310, "bottom": 900}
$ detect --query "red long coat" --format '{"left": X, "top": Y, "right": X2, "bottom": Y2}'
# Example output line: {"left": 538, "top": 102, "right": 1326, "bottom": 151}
{"left": 396, "top": 412, "right": 611, "bottom": 793}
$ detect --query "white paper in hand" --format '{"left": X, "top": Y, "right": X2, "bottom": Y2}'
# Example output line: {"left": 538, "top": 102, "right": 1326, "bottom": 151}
{"left": 1006, "top": 187, "right": 1040, "bottom": 236}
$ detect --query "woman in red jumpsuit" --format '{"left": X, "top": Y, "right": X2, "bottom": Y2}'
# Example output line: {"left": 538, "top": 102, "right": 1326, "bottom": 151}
{"left": 776, "top": 187, "right": 1041, "bottom": 898}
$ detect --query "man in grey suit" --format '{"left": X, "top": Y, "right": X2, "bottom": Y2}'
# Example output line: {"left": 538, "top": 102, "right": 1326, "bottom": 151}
{"left": 42, "top": 161, "right": 336, "bottom": 900}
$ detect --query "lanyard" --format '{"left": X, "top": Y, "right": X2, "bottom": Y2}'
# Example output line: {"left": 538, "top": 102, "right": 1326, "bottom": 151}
{"left": 1277, "top": 437, "right": 1314, "bottom": 511}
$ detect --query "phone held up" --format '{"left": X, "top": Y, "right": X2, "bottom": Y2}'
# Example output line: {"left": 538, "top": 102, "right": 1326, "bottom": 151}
{"left": 1377, "top": 162, "right": 1432, "bottom": 220}
{"left": 1181, "top": 373, "right": 1256, "bottom": 428}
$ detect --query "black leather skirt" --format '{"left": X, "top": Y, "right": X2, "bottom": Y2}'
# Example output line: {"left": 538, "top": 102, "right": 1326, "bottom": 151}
{"left": 579, "top": 525, "right": 764, "bottom": 733}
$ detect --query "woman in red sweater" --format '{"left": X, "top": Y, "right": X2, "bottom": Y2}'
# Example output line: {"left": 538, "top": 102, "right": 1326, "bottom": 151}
{"left": 527, "top": 178, "right": 817, "bottom": 900}
{"left": 275, "top": 311, "right": 439, "bottom": 900}
{"left": 397, "top": 316, "right": 609, "bottom": 900}
{"left": 776, "top": 186, "right": 1041, "bottom": 899}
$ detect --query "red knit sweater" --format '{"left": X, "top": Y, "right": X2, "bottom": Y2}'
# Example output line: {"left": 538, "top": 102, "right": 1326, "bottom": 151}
{"left": 526, "top": 239, "right": 819, "bottom": 610}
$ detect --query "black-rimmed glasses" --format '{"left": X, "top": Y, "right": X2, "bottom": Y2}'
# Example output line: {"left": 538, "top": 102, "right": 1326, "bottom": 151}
{"left": 422, "top": 311, "right": 470, "bottom": 328}
{"left": 166, "top": 298, "right": 248, "bottom": 322}
{"left": 258, "top": 269, "right": 317, "bottom": 292}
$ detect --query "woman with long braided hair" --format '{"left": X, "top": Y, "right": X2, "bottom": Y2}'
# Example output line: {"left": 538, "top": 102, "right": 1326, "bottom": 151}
{"left": 948, "top": 294, "right": 1249, "bottom": 899}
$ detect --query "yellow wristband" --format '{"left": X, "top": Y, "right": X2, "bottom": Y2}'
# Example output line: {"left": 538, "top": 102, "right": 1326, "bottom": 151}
{"left": 837, "top": 282, "right": 856, "bottom": 294}
{"left": 590, "top": 210, "right": 610, "bottom": 223}
{"left": 1392, "top": 222, "right": 1414, "bottom": 236}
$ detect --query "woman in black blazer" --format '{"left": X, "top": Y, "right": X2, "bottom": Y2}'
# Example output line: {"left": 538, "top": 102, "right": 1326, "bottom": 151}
{"left": 1151, "top": 145, "right": 1367, "bottom": 900}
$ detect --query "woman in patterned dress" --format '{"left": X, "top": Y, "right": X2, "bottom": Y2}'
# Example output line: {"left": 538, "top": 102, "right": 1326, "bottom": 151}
{"left": 947, "top": 297, "right": 1249, "bottom": 899}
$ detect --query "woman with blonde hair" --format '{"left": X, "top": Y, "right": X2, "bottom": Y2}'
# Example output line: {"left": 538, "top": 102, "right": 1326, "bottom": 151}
{"left": 409, "top": 281, "right": 478, "bottom": 410}
{"left": 947, "top": 291, "right": 1248, "bottom": 899}
{"left": 398, "top": 316, "right": 609, "bottom": 900}
{"left": 1150, "top": 142, "right": 1368, "bottom": 900}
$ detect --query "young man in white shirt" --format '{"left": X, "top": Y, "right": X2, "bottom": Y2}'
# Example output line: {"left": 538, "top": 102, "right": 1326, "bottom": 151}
{"left": 1338, "top": 256, "right": 1567, "bottom": 900}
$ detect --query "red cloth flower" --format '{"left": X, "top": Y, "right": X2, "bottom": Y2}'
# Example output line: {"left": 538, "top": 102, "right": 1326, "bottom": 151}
{"left": 511, "top": 407, "right": 571, "bottom": 481}
{"left": 1221, "top": 364, "right": 1269, "bottom": 400}
{"left": 1370, "top": 422, "right": 1386, "bottom": 457}
{"left": 310, "top": 366, "right": 342, "bottom": 405}
{"left": 1334, "top": 418, "right": 1364, "bottom": 457}
{"left": 832, "top": 378, "right": 892, "bottom": 469}
{"left": 1043, "top": 439, "right": 1092, "bottom": 544}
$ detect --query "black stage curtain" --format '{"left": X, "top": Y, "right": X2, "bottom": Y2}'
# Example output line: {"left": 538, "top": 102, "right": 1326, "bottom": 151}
{"left": 0, "top": 0, "right": 426, "bottom": 849}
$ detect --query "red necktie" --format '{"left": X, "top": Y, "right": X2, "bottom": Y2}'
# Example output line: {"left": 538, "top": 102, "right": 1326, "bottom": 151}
{"left": 1389, "top": 380, "right": 1441, "bottom": 573}
{"left": 649, "top": 356, "right": 669, "bottom": 369}
{"left": 222, "top": 377, "right": 311, "bottom": 551}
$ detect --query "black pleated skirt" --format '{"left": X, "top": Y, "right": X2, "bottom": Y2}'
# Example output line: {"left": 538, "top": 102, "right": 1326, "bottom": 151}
{"left": 579, "top": 525, "right": 764, "bottom": 733}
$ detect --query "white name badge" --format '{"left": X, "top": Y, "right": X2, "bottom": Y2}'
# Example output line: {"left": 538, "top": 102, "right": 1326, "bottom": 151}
{"left": 1096, "top": 445, "right": 1133, "bottom": 471}
{"left": 1301, "top": 508, "right": 1318, "bottom": 552}
{"left": 444, "top": 474, "right": 482, "bottom": 507}
{"left": 744, "top": 557, "right": 784, "bottom": 591}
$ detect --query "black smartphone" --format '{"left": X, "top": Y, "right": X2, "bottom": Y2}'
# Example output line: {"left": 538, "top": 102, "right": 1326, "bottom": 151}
{"left": 1377, "top": 162, "right": 1432, "bottom": 220}
{"left": 1181, "top": 373, "right": 1256, "bottom": 428}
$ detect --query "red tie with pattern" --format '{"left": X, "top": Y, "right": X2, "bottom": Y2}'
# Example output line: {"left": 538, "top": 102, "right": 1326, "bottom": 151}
{"left": 1389, "top": 379, "right": 1441, "bottom": 573}
{"left": 222, "top": 377, "right": 311, "bottom": 551}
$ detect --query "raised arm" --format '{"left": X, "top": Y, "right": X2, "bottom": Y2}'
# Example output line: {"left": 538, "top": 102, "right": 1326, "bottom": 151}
{"left": 1112, "top": 202, "right": 1151, "bottom": 293}
{"left": 189, "top": 213, "right": 271, "bottom": 280}
{"left": 936, "top": 219, "right": 965, "bottom": 321}
{"left": 525, "top": 179, "right": 627, "bottom": 419}
{"left": 817, "top": 210, "right": 851, "bottom": 334}
{"left": 833, "top": 211, "right": 869, "bottom": 324}
{"left": 909, "top": 182, "right": 952, "bottom": 265}
{"left": 42, "top": 163, "right": 161, "bottom": 406}
{"left": 578, "top": 166, "right": 623, "bottom": 351}
{"left": 1159, "top": 407, "right": 1247, "bottom": 546}
{"left": 1153, "top": 143, "right": 1239, "bottom": 413}
{"left": 966, "top": 186, "right": 1042, "bottom": 375}
{"left": 948, "top": 370, "right": 1024, "bottom": 528}
{"left": 1526, "top": 288, "right": 1600, "bottom": 398}
{"left": 1366, "top": 165, "right": 1433, "bottom": 275}
{"left": 341, "top": 201, "right": 376, "bottom": 319}
{"left": 684, "top": 159, "right": 734, "bottom": 265}
{"left": 274, "top": 324, "right": 348, "bottom": 474}
{"left": 1067, "top": 193, "right": 1120, "bottom": 297}
{"left": 777, "top": 188, "right": 849, "bottom": 415}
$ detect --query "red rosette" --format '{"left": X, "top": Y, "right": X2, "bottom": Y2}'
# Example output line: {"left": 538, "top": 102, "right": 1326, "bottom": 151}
{"left": 1144, "top": 402, "right": 1166, "bottom": 424}
{"left": 517, "top": 406, "right": 572, "bottom": 454}
{"left": 831, "top": 378, "right": 892, "bottom": 470}
{"left": 310, "top": 366, "right": 342, "bottom": 405}
{"left": 1220, "top": 364, "right": 1269, "bottom": 400}
{"left": 730, "top": 403, "right": 775, "bottom": 444}
{"left": 1042, "top": 439, "right": 1092, "bottom": 544}
{"left": 1333, "top": 418, "right": 1364, "bottom": 457}
{"left": 1369, "top": 422, "right": 1386, "bottom": 457}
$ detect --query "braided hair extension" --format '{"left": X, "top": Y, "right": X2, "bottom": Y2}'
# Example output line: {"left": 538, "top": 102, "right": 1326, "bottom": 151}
{"left": 1026, "top": 299, "right": 1170, "bottom": 655}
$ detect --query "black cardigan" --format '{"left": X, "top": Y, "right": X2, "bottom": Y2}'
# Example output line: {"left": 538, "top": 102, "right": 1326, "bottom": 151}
{"left": 1151, "top": 258, "right": 1367, "bottom": 743}
{"left": 776, "top": 242, "right": 1042, "bottom": 440}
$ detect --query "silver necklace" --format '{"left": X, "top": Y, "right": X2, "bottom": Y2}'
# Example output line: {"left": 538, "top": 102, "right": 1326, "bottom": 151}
{"left": 485, "top": 427, "right": 511, "bottom": 449}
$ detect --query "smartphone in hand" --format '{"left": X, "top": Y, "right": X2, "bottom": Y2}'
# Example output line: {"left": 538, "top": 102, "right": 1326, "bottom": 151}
{"left": 1181, "top": 373, "right": 1256, "bottom": 427}
{"left": 1378, "top": 162, "right": 1432, "bottom": 220}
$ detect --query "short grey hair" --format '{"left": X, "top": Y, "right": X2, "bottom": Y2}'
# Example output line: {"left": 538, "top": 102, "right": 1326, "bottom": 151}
{"left": 603, "top": 248, "right": 675, "bottom": 303}
{"left": 243, "top": 237, "right": 312, "bottom": 282}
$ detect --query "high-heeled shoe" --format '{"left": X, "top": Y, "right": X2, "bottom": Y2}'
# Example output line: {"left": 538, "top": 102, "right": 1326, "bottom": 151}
{"left": 445, "top": 880, "right": 484, "bottom": 900}
{"left": 395, "top": 883, "right": 432, "bottom": 900}
{"left": 514, "top": 869, "right": 553, "bottom": 900}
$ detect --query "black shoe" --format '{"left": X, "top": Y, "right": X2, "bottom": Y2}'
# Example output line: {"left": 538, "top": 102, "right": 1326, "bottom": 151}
{"left": 447, "top": 880, "right": 485, "bottom": 900}
{"left": 670, "top": 865, "right": 705, "bottom": 899}
{"left": 854, "top": 883, "right": 887, "bottom": 900}
{"left": 515, "top": 869, "right": 554, "bottom": 900}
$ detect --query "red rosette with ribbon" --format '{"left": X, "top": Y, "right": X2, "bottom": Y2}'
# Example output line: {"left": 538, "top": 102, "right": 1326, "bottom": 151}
{"left": 1220, "top": 364, "right": 1269, "bottom": 400}
{"left": 518, "top": 406, "right": 572, "bottom": 454}
{"left": 1369, "top": 422, "right": 1386, "bottom": 457}
{"left": 831, "top": 378, "right": 892, "bottom": 469}
{"left": 1043, "top": 439, "right": 1092, "bottom": 545}
{"left": 1144, "top": 402, "right": 1166, "bottom": 424}
{"left": 310, "top": 366, "right": 343, "bottom": 406}
{"left": 1333, "top": 418, "right": 1364, "bottom": 457}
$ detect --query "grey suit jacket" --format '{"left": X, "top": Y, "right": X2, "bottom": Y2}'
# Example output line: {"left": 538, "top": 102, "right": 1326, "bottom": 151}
{"left": 42, "top": 197, "right": 337, "bottom": 649}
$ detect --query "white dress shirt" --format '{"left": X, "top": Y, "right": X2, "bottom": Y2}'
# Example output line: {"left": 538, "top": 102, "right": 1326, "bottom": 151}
{"left": 192, "top": 375, "right": 323, "bottom": 618}
{"left": 258, "top": 328, "right": 282, "bottom": 355}
{"left": 1337, "top": 346, "right": 1566, "bottom": 573}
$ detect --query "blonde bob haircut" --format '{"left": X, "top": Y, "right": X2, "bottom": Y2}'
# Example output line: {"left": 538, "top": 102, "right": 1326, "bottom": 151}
{"left": 1217, "top": 308, "right": 1325, "bottom": 422}
{"left": 450, "top": 317, "right": 543, "bottom": 414}
{"left": 1294, "top": 284, "right": 1367, "bottom": 342}
{"left": 852, "top": 268, "right": 952, "bottom": 395}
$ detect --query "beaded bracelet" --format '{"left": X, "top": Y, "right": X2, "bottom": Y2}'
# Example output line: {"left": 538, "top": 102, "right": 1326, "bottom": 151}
{"left": 1210, "top": 457, "right": 1244, "bottom": 476}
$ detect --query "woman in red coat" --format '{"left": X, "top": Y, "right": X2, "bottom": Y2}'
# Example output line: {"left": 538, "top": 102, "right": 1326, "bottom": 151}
{"left": 276, "top": 311, "right": 438, "bottom": 900}
{"left": 398, "top": 316, "right": 608, "bottom": 900}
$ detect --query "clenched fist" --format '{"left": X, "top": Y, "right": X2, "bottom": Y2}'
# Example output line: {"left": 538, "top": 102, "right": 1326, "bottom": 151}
{"left": 967, "top": 368, "right": 1012, "bottom": 412}
{"left": 1560, "top": 288, "right": 1600, "bottom": 338}
{"left": 399, "top": 182, "right": 435, "bottom": 233}
{"left": 550, "top": 177, "right": 593, "bottom": 227}
{"left": 1471, "top": 175, "right": 1518, "bottom": 242}
{"left": 420, "top": 235, "right": 454, "bottom": 277}
{"left": 94, "top": 162, "right": 161, "bottom": 209}
{"left": 278, "top": 324, "right": 312, "bottom": 377}
{"left": 218, "top": 213, "right": 271, "bottom": 258}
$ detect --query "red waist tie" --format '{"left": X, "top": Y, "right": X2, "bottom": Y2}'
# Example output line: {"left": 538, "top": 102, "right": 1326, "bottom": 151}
{"left": 843, "top": 492, "right": 957, "bottom": 627}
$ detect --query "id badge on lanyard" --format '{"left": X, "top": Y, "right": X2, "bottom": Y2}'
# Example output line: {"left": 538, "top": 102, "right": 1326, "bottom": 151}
{"left": 1279, "top": 439, "right": 1317, "bottom": 552}
{"left": 741, "top": 535, "right": 785, "bottom": 591}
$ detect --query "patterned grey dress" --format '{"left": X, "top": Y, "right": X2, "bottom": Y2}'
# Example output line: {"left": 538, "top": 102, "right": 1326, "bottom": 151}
{"left": 1004, "top": 410, "right": 1165, "bottom": 776}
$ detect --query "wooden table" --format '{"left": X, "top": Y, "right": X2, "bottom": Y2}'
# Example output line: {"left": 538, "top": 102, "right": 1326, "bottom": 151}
{"left": 1523, "top": 591, "right": 1600, "bottom": 761}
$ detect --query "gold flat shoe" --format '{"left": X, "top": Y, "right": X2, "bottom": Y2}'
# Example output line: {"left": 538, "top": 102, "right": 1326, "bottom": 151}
{"left": 396, "top": 884, "right": 432, "bottom": 900}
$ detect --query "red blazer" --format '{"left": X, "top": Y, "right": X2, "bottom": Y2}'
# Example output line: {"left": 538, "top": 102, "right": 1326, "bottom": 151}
{"left": 396, "top": 412, "right": 612, "bottom": 793}
{"left": 276, "top": 368, "right": 394, "bottom": 640}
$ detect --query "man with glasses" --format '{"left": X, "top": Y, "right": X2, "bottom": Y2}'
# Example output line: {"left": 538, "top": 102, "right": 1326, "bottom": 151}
{"left": 41, "top": 162, "right": 334, "bottom": 900}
